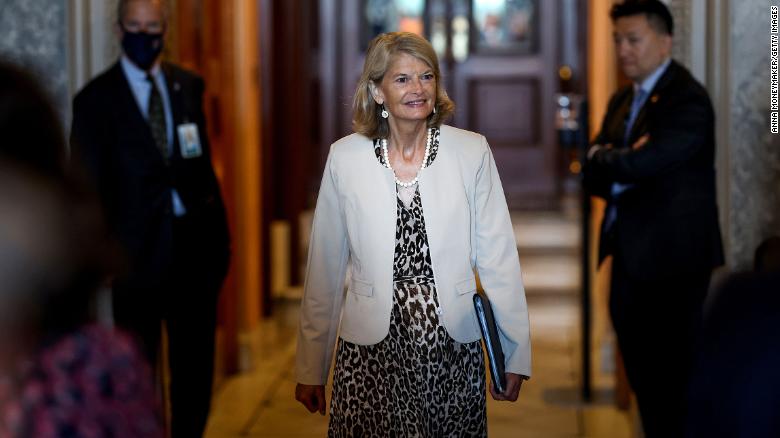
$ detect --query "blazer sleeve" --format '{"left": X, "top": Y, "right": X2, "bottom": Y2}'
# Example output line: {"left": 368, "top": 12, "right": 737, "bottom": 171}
{"left": 588, "top": 90, "right": 713, "bottom": 183}
{"left": 191, "top": 74, "right": 231, "bottom": 262}
{"left": 583, "top": 93, "right": 621, "bottom": 199}
{"left": 591, "top": 92, "right": 621, "bottom": 147}
{"left": 473, "top": 137, "right": 532, "bottom": 377}
{"left": 295, "top": 145, "right": 350, "bottom": 386}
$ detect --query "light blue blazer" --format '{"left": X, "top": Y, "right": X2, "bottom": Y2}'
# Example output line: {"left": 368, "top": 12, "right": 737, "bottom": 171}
{"left": 296, "top": 125, "right": 531, "bottom": 385}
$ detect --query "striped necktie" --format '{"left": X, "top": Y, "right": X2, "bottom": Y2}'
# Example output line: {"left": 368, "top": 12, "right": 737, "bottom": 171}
{"left": 146, "top": 73, "right": 169, "bottom": 163}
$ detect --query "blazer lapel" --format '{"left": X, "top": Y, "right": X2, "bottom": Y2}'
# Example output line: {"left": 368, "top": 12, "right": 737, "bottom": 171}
{"left": 111, "top": 61, "right": 167, "bottom": 165}
{"left": 417, "top": 129, "right": 449, "bottom": 275}
{"left": 112, "top": 63, "right": 152, "bottom": 138}
{"left": 628, "top": 61, "right": 677, "bottom": 144}
{"left": 612, "top": 90, "right": 633, "bottom": 148}
{"left": 364, "top": 140, "right": 397, "bottom": 296}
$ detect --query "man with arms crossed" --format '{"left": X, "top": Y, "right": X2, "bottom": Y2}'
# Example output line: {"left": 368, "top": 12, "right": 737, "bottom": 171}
{"left": 585, "top": 1, "right": 723, "bottom": 436}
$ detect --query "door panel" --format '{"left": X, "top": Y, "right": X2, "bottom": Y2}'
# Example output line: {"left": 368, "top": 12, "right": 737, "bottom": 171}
{"left": 468, "top": 78, "right": 539, "bottom": 144}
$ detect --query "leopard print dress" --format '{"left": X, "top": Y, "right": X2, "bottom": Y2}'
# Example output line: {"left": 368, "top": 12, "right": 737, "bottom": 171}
{"left": 328, "top": 128, "right": 487, "bottom": 437}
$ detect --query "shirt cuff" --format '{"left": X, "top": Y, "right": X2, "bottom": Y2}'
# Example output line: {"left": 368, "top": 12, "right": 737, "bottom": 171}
{"left": 587, "top": 144, "right": 603, "bottom": 160}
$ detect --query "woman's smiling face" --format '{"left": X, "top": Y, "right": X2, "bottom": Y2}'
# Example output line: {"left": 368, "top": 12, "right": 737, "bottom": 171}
{"left": 372, "top": 52, "right": 436, "bottom": 124}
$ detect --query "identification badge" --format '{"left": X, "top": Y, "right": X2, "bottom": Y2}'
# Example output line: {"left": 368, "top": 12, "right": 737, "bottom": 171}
{"left": 177, "top": 123, "right": 203, "bottom": 158}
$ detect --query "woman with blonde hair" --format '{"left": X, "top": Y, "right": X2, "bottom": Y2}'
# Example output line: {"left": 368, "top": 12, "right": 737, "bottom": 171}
{"left": 295, "top": 32, "right": 531, "bottom": 436}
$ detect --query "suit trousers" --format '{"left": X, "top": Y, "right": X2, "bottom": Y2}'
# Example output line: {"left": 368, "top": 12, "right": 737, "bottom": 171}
{"left": 609, "top": 253, "right": 710, "bottom": 438}
{"left": 113, "top": 214, "right": 223, "bottom": 438}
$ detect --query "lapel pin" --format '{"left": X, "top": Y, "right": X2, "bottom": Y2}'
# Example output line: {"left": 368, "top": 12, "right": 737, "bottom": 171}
{"left": 650, "top": 94, "right": 660, "bottom": 103}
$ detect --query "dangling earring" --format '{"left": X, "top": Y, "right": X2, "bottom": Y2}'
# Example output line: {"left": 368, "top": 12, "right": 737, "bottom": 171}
{"left": 433, "top": 105, "right": 437, "bottom": 114}
{"left": 381, "top": 104, "right": 389, "bottom": 119}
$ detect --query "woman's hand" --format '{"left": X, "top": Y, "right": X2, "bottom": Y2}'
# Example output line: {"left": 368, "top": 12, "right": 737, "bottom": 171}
{"left": 489, "top": 373, "right": 526, "bottom": 402}
{"left": 295, "top": 383, "right": 327, "bottom": 415}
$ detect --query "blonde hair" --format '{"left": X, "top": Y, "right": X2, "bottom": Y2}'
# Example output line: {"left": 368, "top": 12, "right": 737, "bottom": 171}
{"left": 352, "top": 32, "right": 455, "bottom": 139}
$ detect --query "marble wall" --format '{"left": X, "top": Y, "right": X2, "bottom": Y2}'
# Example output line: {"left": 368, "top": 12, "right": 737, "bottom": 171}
{"left": 0, "top": 0, "right": 121, "bottom": 125}
{"left": 0, "top": 0, "right": 69, "bottom": 120}
{"left": 727, "top": 0, "right": 780, "bottom": 269}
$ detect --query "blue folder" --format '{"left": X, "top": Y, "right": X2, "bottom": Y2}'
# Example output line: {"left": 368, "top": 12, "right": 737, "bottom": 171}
{"left": 473, "top": 293, "right": 507, "bottom": 394}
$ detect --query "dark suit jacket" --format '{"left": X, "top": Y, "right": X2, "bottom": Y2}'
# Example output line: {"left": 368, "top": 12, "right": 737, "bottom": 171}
{"left": 70, "top": 61, "right": 230, "bottom": 291}
{"left": 585, "top": 60, "right": 723, "bottom": 281}
{"left": 686, "top": 271, "right": 780, "bottom": 437}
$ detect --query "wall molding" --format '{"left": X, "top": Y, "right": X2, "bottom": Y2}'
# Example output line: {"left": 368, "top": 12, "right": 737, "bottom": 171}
{"left": 67, "top": 0, "right": 120, "bottom": 98}
{"left": 708, "top": 0, "right": 732, "bottom": 267}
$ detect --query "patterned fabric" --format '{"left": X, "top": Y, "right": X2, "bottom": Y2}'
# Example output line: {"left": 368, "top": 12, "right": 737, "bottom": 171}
{"left": 0, "top": 325, "right": 162, "bottom": 438}
{"left": 146, "top": 74, "right": 168, "bottom": 164}
{"left": 329, "top": 128, "right": 486, "bottom": 437}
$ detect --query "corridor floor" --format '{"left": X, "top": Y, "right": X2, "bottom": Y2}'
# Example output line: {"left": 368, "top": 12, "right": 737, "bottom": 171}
{"left": 205, "top": 209, "right": 634, "bottom": 437}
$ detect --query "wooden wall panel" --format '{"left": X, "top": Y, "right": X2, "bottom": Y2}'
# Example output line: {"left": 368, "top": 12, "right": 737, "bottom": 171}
{"left": 171, "top": 0, "right": 266, "bottom": 377}
{"left": 260, "top": 0, "right": 317, "bottom": 302}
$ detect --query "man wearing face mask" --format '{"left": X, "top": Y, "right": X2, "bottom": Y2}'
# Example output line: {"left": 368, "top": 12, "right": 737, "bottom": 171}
{"left": 70, "top": 1, "right": 230, "bottom": 436}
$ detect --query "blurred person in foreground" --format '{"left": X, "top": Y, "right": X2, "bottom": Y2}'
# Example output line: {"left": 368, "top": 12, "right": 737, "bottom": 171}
{"left": 0, "top": 61, "right": 161, "bottom": 437}
{"left": 584, "top": 1, "right": 723, "bottom": 436}
{"left": 69, "top": 1, "right": 230, "bottom": 436}
{"left": 295, "top": 32, "right": 531, "bottom": 436}
{"left": 686, "top": 237, "right": 780, "bottom": 437}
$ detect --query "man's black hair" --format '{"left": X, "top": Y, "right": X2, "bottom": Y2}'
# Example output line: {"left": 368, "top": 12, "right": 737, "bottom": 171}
{"left": 610, "top": 0, "right": 674, "bottom": 35}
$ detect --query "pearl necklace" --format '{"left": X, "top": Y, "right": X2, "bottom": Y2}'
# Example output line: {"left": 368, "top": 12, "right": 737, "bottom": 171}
{"left": 382, "top": 128, "right": 432, "bottom": 188}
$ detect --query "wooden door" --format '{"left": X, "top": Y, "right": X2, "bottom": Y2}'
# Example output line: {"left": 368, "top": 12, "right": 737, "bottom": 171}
{"left": 321, "top": 0, "right": 577, "bottom": 208}
{"left": 448, "top": 0, "right": 558, "bottom": 208}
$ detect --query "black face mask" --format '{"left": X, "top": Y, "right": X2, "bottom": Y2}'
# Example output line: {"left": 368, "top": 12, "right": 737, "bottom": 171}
{"left": 121, "top": 28, "right": 164, "bottom": 71}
